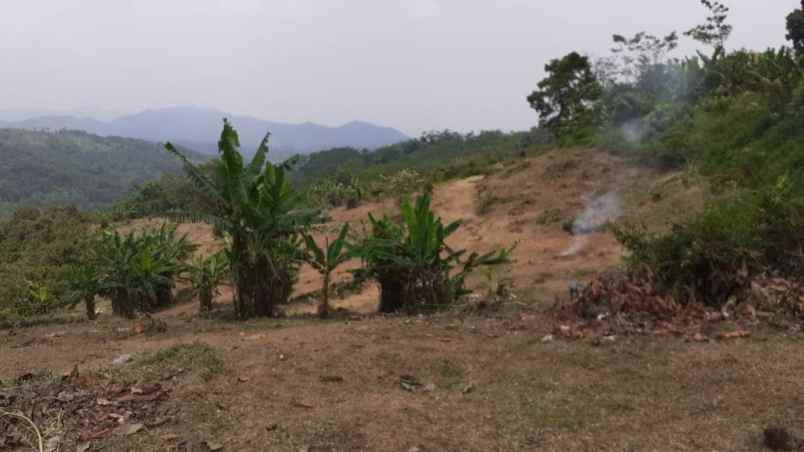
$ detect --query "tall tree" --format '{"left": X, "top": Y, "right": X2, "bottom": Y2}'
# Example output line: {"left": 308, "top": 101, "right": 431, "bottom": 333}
{"left": 685, "top": 0, "right": 733, "bottom": 60}
{"left": 787, "top": 1, "right": 804, "bottom": 55}
{"left": 527, "top": 52, "right": 602, "bottom": 138}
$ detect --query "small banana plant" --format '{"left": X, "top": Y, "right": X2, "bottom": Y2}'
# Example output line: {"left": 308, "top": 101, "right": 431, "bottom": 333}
{"left": 303, "top": 224, "right": 350, "bottom": 318}
{"left": 188, "top": 251, "right": 229, "bottom": 314}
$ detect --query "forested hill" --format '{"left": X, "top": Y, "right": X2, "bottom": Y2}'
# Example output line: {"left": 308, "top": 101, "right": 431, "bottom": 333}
{"left": 0, "top": 128, "right": 207, "bottom": 214}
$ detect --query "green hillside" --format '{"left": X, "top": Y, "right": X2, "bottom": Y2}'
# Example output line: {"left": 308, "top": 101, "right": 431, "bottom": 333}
{"left": 0, "top": 128, "right": 207, "bottom": 214}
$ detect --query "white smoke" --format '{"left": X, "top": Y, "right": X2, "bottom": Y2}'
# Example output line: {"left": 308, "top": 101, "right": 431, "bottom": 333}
{"left": 621, "top": 119, "right": 646, "bottom": 147}
{"left": 559, "top": 192, "right": 623, "bottom": 257}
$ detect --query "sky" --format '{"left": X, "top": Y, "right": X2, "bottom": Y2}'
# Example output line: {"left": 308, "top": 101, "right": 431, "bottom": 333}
{"left": 0, "top": 0, "right": 797, "bottom": 135}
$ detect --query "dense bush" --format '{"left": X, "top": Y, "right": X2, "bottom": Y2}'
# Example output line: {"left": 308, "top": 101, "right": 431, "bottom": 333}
{"left": 616, "top": 178, "right": 804, "bottom": 306}
{"left": 0, "top": 206, "right": 93, "bottom": 317}
{"left": 90, "top": 224, "right": 195, "bottom": 318}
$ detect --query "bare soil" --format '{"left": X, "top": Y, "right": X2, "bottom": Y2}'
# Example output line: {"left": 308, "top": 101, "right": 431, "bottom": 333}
{"left": 3, "top": 150, "right": 801, "bottom": 452}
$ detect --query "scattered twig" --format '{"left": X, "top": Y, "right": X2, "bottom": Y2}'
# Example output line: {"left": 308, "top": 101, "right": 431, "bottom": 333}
{"left": 1, "top": 408, "right": 45, "bottom": 452}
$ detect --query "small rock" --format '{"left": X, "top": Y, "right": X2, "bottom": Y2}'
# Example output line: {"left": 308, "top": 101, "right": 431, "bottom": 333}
{"left": 541, "top": 334, "right": 555, "bottom": 343}
{"left": 112, "top": 354, "right": 133, "bottom": 365}
{"left": 691, "top": 333, "right": 708, "bottom": 343}
{"left": 116, "top": 423, "right": 144, "bottom": 436}
{"left": 76, "top": 442, "right": 92, "bottom": 452}
{"left": 237, "top": 376, "right": 250, "bottom": 383}
{"left": 462, "top": 384, "right": 475, "bottom": 394}
{"left": 423, "top": 383, "right": 436, "bottom": 392}
{"left": 266, "top": 423, "right": 279, "bottom": 431}
{"left": 204, "top": 441, "right": 224, "bottom": 451}
{"left": 602, "top": 335, "right": 616, "bottom": 342}
{"left": 400, "top": 375, "right": 422, "bottom": 392}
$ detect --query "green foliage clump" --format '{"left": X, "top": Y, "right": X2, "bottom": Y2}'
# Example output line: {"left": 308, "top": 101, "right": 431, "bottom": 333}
{"left": 353, "top": 193, "right": 512, "bottom": 313}
{"left": 303, "top": 224, "right": 350, "bottom": 318}
{"left": 167, "top": 120, "right": 318, "bottom": 319}
{"left": 616, "top": 178, "right": 804, "bottom": 306}
{"left": 0, "top": 206, "right": 93, "bottom": 318}
{"left": 527, "top": 52, "right": 602, "bottom": 143}
{"left": 88, "top": 224, "right": 195, "bottom": 318}
{"left": 306, "top": 173, "right": 364, "bottom": 209}
{"left": 111, "top": 170, "right": 214, "bottom": 220}
{"left": 188, "top": 252, "right": 229, "bottom": 314}
{"left": 0, "top": 129, "right": 207, "bottom": 216}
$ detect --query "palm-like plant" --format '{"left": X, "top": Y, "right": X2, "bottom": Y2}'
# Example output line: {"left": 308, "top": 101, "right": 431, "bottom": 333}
{"left": 64, "top": 262, "right": 101, "bottom": 320}
{"left": 95, "top": 229, "right": 184, "bottom": 318}
{"left": 303, "top": 224, "right": 350, "bottom": 318}
{"left": 189, "top": 251, "right": 229, "bottom": 314}
{"left": 166, "top": 120, "right": 318, "bottom": 319}
{"left": 354, "top": 193, "right": 512, "bottom": 313}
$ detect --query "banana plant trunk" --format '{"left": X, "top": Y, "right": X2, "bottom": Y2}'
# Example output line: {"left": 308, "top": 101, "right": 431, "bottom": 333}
{"left": 111, "top": 289, "right": 136, "bottom": 319}
{"left": 378, "top": 275, "right": 405, "bottom": 313}
{"left": 318, "top": 271, "right": 331, "bottom": 318}
{"left": 85, "top": 296, "right": 97, "bottom": 320}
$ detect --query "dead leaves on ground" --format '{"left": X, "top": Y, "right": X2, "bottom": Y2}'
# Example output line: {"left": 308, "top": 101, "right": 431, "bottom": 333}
{"left": 553, "top": 271, "right": 804, "bottom": 343}
{"left": 0, "top": 368, "right": 172, "bottom": 451}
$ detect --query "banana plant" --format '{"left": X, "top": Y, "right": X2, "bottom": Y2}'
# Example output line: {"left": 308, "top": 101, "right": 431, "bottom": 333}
{"left": 64, "top": 262, "right": 101, "bottom": 320}
{"left": 188, "top": 251, "right": 229, "bottom": 314}
{"left": 303, "top": 224, "right": 350, "bottom": 318}
{"left": 166, "top": 120, "right": 319, "bottom": 319}
{"left": 354, "top": 193, "right": 513, "bottom": 313}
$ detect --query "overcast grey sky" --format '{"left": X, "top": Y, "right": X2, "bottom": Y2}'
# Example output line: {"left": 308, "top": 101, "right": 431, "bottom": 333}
{"left": 1, "top": 1, "right": 797, "bottom": 135}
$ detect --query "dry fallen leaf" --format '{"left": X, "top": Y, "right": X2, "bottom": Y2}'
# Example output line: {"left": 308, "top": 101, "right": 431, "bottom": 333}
{"left": 717, "top": 330, "right": 751, "bottom": 340}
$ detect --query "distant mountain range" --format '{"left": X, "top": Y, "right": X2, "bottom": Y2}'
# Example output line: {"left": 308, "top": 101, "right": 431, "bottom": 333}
{"left": 0, "top": 106, "right": 410, "bottom": 159}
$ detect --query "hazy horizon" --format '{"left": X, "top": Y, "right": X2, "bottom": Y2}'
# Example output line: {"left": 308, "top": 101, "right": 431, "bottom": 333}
{"left": 2, "top": 0, "right": 797, "bottom": 136}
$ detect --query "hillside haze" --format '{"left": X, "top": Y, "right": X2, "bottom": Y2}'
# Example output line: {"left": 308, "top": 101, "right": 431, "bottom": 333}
{"left": 0, "top": 128, "right": 208, "bottom": 213}
{"left": 0, "top": 107, "right": 409, "bottom": 159}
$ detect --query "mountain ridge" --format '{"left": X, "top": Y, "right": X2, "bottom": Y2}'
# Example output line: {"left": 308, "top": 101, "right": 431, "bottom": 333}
{"left": 0, "top": 106, "right": 410, "bottom": 158}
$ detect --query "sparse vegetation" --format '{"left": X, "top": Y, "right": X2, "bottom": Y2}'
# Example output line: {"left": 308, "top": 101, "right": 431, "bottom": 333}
{"left": 302, "top": 224, "right": 351, "bottom": 318}
{"left": 188, "top": 251, "right": 229, "bottom": 314}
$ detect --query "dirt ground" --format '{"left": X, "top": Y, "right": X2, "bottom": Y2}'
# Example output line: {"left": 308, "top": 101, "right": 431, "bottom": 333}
{"left": 3, "top": 150, "right": 802, "bottom": 451}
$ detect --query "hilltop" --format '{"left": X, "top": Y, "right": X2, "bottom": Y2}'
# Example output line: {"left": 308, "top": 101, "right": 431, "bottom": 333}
{"left": 0, "top": 128, "right": 207, "bottom": 214}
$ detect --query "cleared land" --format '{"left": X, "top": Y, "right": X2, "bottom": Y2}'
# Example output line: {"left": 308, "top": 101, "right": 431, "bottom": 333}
{"left": 2, "top": 150, "right": 801, "bottom": 452}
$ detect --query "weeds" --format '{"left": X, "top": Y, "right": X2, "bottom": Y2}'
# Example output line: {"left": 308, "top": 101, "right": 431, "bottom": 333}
{"left": 139, "top": 342, "right": 224, "bottom": 381}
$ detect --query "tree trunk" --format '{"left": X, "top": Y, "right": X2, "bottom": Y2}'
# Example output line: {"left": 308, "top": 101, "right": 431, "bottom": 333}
{"left": 199, "top": 288, "right": 213, "bottom": 314}
{"left": 111, "top": 289, "right": 136, "bottom": 319}
{"left": 378, "top": 275, "right": 405, "bottom": 313}
{"left": 318, "top": 272, "right": 330, "bottom": 318}
{"left": 156, "top": 284, "right": 174, "bottom": 309}
{"left": 85, "top": 296, "right": 97, "bottom": 320}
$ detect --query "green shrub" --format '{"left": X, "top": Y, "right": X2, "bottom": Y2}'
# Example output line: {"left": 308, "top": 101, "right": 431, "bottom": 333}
{"left": 188, "top": 251, "right": 229, "bottom": 314}
{"left": 353, "top": 193, "right": 512, "bottom": 313}
{"left": 0, "top": 206, "right": 93, "bottom": 317}
{"left": 89, "top": 224, "right": 195, "bottom": 318}
{"left": 616, "top": 177, "right": 804, "bottom": 306}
